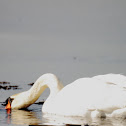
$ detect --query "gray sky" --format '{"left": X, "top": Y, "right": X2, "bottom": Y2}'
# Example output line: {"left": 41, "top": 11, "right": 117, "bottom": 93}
{"left": 0, "top": 0, "right": 126, "bottom": 84}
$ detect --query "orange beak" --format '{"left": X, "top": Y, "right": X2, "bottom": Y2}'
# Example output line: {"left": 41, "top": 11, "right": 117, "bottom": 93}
{"left": 5, "top": 100, "right": 11, "bottom": 109}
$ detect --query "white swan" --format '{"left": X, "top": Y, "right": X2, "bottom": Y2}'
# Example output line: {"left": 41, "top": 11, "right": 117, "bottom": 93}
{"left": 5, "top": 73, "right": 126, "bottom": 119}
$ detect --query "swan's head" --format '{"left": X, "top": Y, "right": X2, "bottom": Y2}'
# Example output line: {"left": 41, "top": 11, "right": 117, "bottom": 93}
{"left": 4, "top": 97, "right": 14, "bottom": 109}
{"left": 4, "top": 93, "right": 22, "bottom": 109}
{"left": 4, "top": 91, "right": 31, "bottom": 109}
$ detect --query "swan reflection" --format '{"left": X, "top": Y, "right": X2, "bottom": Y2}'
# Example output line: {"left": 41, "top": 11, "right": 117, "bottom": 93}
{"left": 5, "top": 109, "right": 126, "bottom": 126}
{"left": 6, "top": 109, "right": 41, "bottom": 125}
{"left": 42, "top": 114, "right": 126, "bottom": 126}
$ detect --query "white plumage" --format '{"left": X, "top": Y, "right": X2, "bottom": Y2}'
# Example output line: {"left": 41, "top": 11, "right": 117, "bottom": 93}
{"left": 7, "top": 73, "right": 126, "bottom": 119}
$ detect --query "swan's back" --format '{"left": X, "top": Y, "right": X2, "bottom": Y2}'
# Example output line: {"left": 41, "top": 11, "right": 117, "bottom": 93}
{"left": 93, "top": 74, "right": 126, "bottom": 88}
{"left": 43, "top": 77, "right": 126, "bottom": 117}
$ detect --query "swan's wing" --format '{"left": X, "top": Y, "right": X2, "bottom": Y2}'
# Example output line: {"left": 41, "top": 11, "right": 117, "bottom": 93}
{"left": 93, "top": 74, "right": 126, "bottom": 88}
{"left": 43, "top": 78, "right": 126, "bottom": 116}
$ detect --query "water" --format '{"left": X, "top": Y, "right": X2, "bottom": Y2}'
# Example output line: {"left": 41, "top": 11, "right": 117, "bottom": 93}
{"left": 1, "top": 82, "right": 126, "bottom": 126}
{"left": 0, "top": 105, "right": 42, "bottom": 125}
{"left": 1, "top": 105, "right": 126, "bottom": 126}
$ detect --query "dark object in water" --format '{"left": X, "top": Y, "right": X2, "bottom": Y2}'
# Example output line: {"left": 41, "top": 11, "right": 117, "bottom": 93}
{"left": 28, "top": 82, "right": 34, "bottom": 86}
{"left": 0, "top": 85, "right": 10, "bottom": 90}
{"left": 0, "top": 81, "right": 10, "bottom": 84}
{"left": 0, "top": 101, "right": 6, "bottom": 106}
{"left": 66, "top": 124, "right": 89, "bottom": 126}
{"left": 34, "top": 101, "right": 44, "bottom": 105}
{"left": 0, "top": 81, "right": 21, "bottom": 90}
{"left": 0, "top": 85, "right": 21, "bottom": 90}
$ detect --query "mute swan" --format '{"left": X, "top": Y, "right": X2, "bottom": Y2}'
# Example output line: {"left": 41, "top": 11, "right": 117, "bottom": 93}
{"left": 4, "top": 73, "right": 126, "bottom": 119}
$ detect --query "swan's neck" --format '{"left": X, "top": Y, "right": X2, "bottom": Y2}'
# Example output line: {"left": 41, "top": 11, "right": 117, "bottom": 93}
{"left": 28, "top": 74, "right": 64, "bottom": 104}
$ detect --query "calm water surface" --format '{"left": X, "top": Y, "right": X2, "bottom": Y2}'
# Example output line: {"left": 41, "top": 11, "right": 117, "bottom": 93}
{"left": 1, "top": 83, "right": 126, "bottom": 126}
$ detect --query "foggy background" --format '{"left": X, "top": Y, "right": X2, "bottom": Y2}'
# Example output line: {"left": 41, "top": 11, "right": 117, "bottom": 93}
{"left": 0, "top": 0, "right": 126, "bottom": 84}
